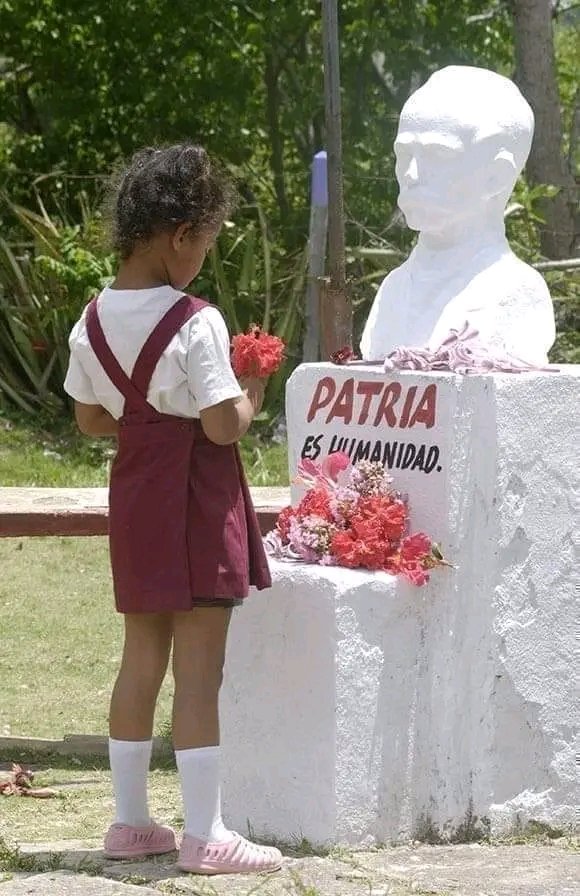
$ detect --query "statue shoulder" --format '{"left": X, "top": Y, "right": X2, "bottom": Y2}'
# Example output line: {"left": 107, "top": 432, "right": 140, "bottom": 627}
{"left": 375, "top": 258, "right": 412, "bottom": 298}
{"left": 360, "top": 259, "right": 412, "bottom": 360}
{"left": 475, "top": 251, "right": 551, "bottom": 304}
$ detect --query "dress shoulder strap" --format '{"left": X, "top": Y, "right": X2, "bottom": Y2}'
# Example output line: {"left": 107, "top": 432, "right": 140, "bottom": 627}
{"left": 85, "top": 298, "right": 153, "bottom": 414}
{"left": 130, "top": 295, "right": 208, "bottom": 396}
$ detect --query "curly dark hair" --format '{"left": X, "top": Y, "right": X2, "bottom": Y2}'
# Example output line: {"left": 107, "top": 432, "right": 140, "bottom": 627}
{"left": 110, "top": 144, "right": 236, "bottom": 258}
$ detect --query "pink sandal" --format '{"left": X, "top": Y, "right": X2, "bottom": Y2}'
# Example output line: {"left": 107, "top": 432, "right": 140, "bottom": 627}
{"left": 104, "top": 821, "right": 177, "bottom": 859}
{"left": 177, "top": 832, "right": 283, "bottom": 875}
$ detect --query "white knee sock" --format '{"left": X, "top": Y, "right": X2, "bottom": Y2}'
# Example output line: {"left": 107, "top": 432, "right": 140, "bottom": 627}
{"left": 175, "top": 745, "right": 232, "bottom": 842}
{"left": 109, "top": 738, "right": 152, "bottom": 827}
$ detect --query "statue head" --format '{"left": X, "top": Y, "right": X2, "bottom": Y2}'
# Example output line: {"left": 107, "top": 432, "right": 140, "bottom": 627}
{"left": 394, "top": 66, "right": 534, "bottom": 236}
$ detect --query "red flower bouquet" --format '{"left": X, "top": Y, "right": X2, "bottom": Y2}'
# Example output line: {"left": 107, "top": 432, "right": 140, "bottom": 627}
{"left": 265, "top": 453, "right": 450, "bottom": 587}
{"left": 231, "top": 326, "right": 285, "bottom": 378}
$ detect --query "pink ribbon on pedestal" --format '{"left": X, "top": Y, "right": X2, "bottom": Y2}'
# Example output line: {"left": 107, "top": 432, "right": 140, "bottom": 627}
{"left": 382, "top": 322, "right": 556, "bottom": 374}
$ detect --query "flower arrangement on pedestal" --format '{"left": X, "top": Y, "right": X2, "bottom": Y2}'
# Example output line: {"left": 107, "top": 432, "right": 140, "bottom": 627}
{"left": 265, "top": 452, "right": 450, "bottom": 586}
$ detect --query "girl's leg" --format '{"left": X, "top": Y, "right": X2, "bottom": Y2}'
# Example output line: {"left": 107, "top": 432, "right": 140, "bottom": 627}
{"left": 108, "top": 612, "right": 172, "bottom": 827}
{"left": 172, "top": 607, "right": 232, "bottom": 842}
{"left": 172, "top": 607, "right": 231, "bottom": 749}
{"left": 110, "top": 612, "right": 173, "bottom": 741}
{"left": 173, "top": 607, "right": 283, "bottom": 874}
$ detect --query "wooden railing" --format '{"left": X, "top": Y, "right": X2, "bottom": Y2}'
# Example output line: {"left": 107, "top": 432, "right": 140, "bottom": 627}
{"left": 0, "top": 487, "right": 290, "bottom": 538}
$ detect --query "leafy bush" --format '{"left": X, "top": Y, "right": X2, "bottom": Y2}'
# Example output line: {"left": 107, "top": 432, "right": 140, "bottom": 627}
{"left": 199, "top": 206, "right": 307, "bottom": 415}
{"left": 0, "top": 198, "right": 114, "bottom": 414}
{"left": 1, "top": 169, "right": 576, "bottom": 421}
{"left": 0, "top": 197, "right": 305, "bottom": 418}
{"left": 505, "top": 180, "right": 580, "bottom": 364}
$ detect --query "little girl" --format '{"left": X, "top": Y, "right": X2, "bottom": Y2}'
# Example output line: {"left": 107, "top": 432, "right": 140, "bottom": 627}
{"left": 64, "top": 144, "right": 282, "bottom": 876}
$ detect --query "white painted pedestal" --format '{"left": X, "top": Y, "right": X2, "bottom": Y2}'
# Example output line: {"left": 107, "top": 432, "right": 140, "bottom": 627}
{"left": 221, "top": 366, "right": 579, "bottom": 845}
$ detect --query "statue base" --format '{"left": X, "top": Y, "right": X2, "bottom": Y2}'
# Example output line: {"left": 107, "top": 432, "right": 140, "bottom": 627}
{"left": 220, "top": 365, "right": 578, "bottom": 845}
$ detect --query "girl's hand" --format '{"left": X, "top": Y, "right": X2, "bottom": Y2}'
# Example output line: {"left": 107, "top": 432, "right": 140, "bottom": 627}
{"left": 74, "top": 402, "right": 119, "bottom": 437}
{"left": 200, "top": 379, "right": 267, "bottom": 445}
{"left": 240, "top": 376, "right": 267, "bottom": 416}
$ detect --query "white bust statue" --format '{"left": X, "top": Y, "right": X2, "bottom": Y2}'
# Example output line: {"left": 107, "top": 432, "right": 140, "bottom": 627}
{"left": 360, "top": 66, "right": 556, "bottom": 365}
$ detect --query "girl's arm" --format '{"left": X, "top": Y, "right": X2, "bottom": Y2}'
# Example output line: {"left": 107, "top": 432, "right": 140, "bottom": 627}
{"left": 200, "top": 376, "right": 265, "bottom": 446}
{"left": 74, "top": 402, "right": 119, "bottom": 437}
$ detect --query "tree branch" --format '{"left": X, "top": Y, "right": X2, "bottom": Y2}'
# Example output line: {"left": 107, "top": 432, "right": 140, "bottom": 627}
{"left": 466, "top": 8, "right": 501, "bottom": 25}
{"left": 236, "top": 2, "right": 263, "bottom": 23}
{"left": 207, "top": 17, "right": 246, "bottom": 55}
{"left": 568, "top": 87, "right": 579, "bottom": 173}
{"left": 271, "top": 20, "right": 311, "bottom": 79}
{"left": 264, "top": 50, "right": 290, "bottom": 222}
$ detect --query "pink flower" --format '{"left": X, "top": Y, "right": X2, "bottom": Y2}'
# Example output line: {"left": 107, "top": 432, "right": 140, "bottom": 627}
{"left": 299, "top": 458, "right": 321, "bottom": 479}
{"left": 320, "top": 452, "right": 351, "bottom": 482}
{"left": 348, "top": 461, "right": 393, "bottom": 497}
{"left": 289, "top": 515, "right": 337, "bottom": 562}
{"left": 269, "top": 452, "right": 449, "bottom": 587}
{"left": 296, "top": 452, "right": 351, "bottom": 489}
{"left": 329, "top": 485, "right": 359, "bottom": 524}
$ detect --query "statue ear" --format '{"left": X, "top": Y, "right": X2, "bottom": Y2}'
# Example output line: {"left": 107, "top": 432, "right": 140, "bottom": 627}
{"left": 485, "top": 149, "right": 518, "bottom": 199}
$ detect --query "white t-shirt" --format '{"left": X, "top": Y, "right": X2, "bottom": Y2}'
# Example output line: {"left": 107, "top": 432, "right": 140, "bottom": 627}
{"left": 64, "top": 286, "right": 243, "bottom": 419}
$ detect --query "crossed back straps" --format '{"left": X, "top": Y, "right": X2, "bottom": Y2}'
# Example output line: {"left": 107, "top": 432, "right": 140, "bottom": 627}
{"left": 85, "top": 294, "right": 208, "bottom": 416}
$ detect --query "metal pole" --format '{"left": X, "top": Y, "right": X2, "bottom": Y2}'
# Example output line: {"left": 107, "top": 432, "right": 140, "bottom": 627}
{"left": 303, "top": 151, "right": 328, "bottom": 363}
{"left": 321, "top": 0, "right": 352, "bottom": 356}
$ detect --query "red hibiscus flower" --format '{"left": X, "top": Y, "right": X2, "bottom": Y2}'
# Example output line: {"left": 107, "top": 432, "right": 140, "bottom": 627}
{"left": 399, "top": 561, "right": 430, "bottom": 587}
{"left": 231, "top": 326, "right": 285, "bottom": 378}
{"left": 352, "top": 495, "right": 407, "bottom": 542}
{"left": 297, "top": 487, "right": 333, "bottom": 522}
{"left": 276, "top": 505, "right": 296, "bottom": 544}
{"left": 400, "top": 532, "right": 432, "bottom": 562}
{"left": 330, "top": 531, "right": 361, "bottom": 568}
{"left": 331, "top": 529, "right": 387, "bottom": 570}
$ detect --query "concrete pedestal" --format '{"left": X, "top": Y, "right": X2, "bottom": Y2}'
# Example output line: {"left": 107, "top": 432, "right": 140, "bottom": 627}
{"left": 221, "top": 366, "right": 578, "bottom": 845}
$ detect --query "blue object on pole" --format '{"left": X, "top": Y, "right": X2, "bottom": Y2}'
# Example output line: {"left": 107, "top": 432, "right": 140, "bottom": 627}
{"left": 311, "top": 150, "right": 328, "bottom": 208}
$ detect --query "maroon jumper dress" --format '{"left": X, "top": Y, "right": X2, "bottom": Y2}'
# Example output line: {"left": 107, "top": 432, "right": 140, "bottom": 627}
{"left": 85, "top": 294, "right": 272, "bottom": 613}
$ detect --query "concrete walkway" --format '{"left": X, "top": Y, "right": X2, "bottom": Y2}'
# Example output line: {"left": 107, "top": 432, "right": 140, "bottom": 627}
{"left": 0, "top": 841, "right": 578, "bottom": 895}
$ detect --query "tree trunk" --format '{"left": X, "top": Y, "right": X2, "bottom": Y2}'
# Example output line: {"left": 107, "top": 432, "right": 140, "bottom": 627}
{"left": 511, "top": 0, "right": 577, "bottom": 258}
{"left": 264, "top": 51, "right": 290, "bottom": 223}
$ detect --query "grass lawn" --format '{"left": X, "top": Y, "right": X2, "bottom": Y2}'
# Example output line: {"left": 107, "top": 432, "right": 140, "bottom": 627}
{"left": 0, "top": 768, "right": 182, "bottom": 845}
{"left": 0, "top": 412, "right": 288, "bottom": 740}
{"left": 0, "top": 412, "right": 289, "bottom": 488}
{"left": 0, "top": 535, "right": 174, "bottom": 739}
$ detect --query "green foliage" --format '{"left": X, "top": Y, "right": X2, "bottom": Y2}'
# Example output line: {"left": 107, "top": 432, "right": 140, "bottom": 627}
{"left": 0, "top": 0, "right": 577, "bottom": 417}
{"left": 504, "top": 180, "right": 561, "bottom": 264}
{"left": 194, "top": 203, "right": 308, "bottom": 414}
{"left": 504, "top": 179, "right": 580, "bottom": 364}
{"left": 0, "top": 197, "right": 114, "bottom": 413}
{"left": 550, "top": 289, "right": 580, "bottom": 365}
{"left": 239, "top": 435, "right": 289, "bottom": 486}
{"left": 0, "top": 409, "right": 289, "bottom": 486}
{"left": 0, "top": 197, "right": 305, "bottom": 415}
{"left": 554, "top": 23, "right": 580, "bottom": 169}
{"left": 0, "top": 0, "right": 513, "bottom": 224}
{"left": 0, "top": 836, "right": 42, "bottom": 873}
